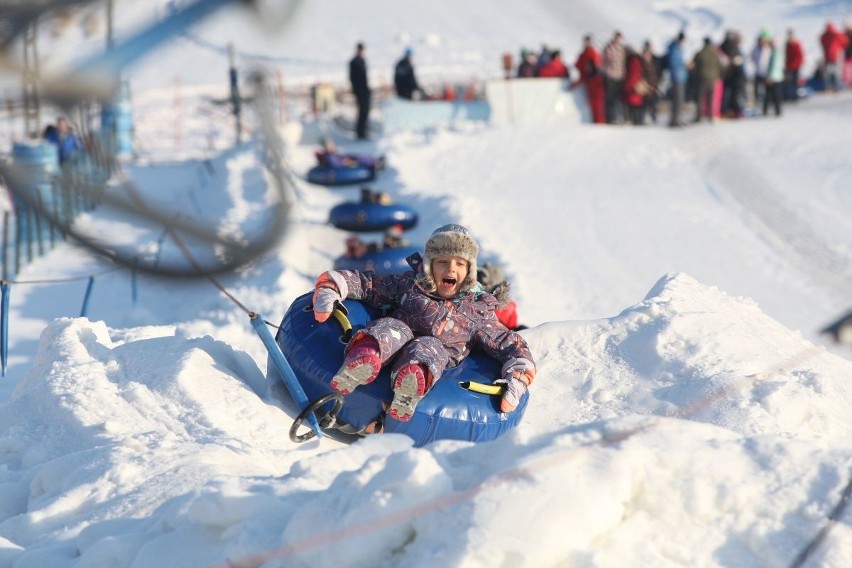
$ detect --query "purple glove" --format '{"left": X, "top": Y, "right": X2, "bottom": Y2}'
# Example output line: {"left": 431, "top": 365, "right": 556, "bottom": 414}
{"left": 495, "top": 375, "right": 528, "bottom": 413}
{"left": 496, "top": 357, "right": 535, "bottom": 413}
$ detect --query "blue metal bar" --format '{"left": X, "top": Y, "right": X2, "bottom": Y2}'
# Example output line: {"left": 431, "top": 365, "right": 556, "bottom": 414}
{"left": 249, "top": 313, "right": 323, "bottom": 439}
{"left": 80, "top": 276, "right": 95, "bottom": 317}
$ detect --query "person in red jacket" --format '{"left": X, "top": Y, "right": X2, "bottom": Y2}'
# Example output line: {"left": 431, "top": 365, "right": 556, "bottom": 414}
{"left": 573, "top": 35, "right": 606, "bottom": 123}
{"left": 846, "top": 21, "right": 852, "bottom": 85}
{"left": 784, "top": 28, "right": 805, "bottom": 100}
{"left": 537, "top": 49, "right": 570, "bottom": 78}
{"left": 476, "top": 262, "right": 524, "bottom": 331}
{"left": 623, "top": 45, "right": 648, "bottom": 125}
{"left": 820, "top": 21, "right": 849, "bottom": 91}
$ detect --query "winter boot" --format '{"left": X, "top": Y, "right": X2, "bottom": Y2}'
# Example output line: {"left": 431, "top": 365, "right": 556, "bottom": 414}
{"left": 388, "top": 363, "right": 428, "bottom": 422}
{"left": 330, "top": 337, "right": 381, "bottom": 395}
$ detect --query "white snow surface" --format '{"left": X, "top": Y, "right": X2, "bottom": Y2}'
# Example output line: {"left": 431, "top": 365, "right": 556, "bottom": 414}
{"left": 0, "top": 1, "right": 851, "bottom": 567}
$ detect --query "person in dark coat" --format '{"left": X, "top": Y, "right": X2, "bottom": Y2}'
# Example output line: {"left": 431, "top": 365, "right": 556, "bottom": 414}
{"left": 517, "top": 48, "right": 538, "bottom": 78}
{"left": 393, "top": 48, "right": 424, "bottom": 100}
{"left": 640, "top": 40, "right": 663, "bottom": 123}
{"left": 720, "top": 30, "right": 747, "bottom": 118}
{"left": 348, "top": 42, "right": 371, "bottom": 140}
{"left": 312, "top": 224, "right": 536, "bottom": 422}
{"left": 692, "top": 37, "right": 723, "bottom": 122}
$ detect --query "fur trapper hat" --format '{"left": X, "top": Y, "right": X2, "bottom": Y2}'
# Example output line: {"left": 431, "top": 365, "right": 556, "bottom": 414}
{"left": 422, "top": 224, "right": 478, "bottom": 292}
{"left": 477, "top": 262, "right": 512, "bottom": 307}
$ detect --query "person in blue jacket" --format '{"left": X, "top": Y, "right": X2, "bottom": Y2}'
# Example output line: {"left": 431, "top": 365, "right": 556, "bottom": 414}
{"left": 43, "top": 116, "right": 83, "bottom": 164}
{"left": 666, "top": 31, "right": 689, "bottom": 127}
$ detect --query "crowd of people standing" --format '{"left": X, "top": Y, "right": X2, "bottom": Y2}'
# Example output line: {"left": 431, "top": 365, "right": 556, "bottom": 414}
{"left": 515, "top": 20, "right": 851, "bottom": 128}
{"left": 345, "top": 20, "right": 850, "bottom": 139}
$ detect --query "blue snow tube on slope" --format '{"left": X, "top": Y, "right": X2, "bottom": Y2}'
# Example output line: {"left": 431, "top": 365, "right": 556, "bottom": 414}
{"left": 306, "top": 163, "right": 376, "bottom": 186}
{"left": 329, "top": 201, "right": 419, "bottom": 232}
{"left": 333, "top": 245, "right": 421, "bottom": 275}
{"left": 270, "top": 292, "right": 529, "bottom": 447}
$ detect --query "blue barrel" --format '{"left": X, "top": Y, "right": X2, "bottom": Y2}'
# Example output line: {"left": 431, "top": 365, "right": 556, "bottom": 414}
{"left": 12, "top": 141, "right": 59, "bottom": 178}
{"left": 101, "top": 81, "right": 133, "bottom": 158}
{"left": 12, "top": 141, "right": 59, "bottom": 201}
{"left": 10, "top": 141, "right": 60, "bottom": 261}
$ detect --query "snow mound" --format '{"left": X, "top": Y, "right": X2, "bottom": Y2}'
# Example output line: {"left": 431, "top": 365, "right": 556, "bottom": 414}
{"left": 1, "top": 273, "right": 851, "bottom": 566}
{"left": 0, "top": 318, "right": 293, "bottom": 550}
{"left": 522, "top": 272, "right": 852, "bottom": 443}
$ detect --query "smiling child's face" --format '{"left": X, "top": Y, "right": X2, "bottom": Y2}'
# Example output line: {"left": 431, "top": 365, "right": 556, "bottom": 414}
{"left": 431, "top": 255, "right": 469, "bottom": 299}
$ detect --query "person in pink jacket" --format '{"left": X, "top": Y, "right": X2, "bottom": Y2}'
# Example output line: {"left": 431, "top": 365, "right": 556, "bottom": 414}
{"left": 312, "top": 224, "right": 536, "bottom": 422}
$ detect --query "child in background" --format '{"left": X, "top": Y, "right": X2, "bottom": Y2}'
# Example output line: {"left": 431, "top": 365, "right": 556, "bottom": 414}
{"left": 312, "top": 224, "right": 535, "bottom": 421}
{"left": 476, "top": 262, "right": 524, "bottom": 331}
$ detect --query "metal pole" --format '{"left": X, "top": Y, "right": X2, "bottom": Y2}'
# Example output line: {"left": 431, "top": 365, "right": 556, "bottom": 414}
{"left": 80, "top": 276, "right": 95, "bottom": 317}
{"left": 22, "top": 21, "right": 41, "bottom": 138}
{"left": 277, "top": 69, "right": 287, "bottom": 125}
{"left": 0, "top": 282, "right": 8, "bottom": 377}
{"left": 229, "top": 43, "right": 242, "bottom": 145}
{"left": 24, "top": 205, "right": 33, "bottom": 264}
{"left": 106, "top": 0, "right": 115, "bottom": 51}
{"left": 1, "top": 212, "right": 8, "bottom": 281}
{"left": 131, "top": 258, "right": 138, "bottom": 304}
{"left": 14, "top": 205, "right": 21, "bottom": 276}
{"left": 49, "top": 181, "right": 58, "bottom": 246}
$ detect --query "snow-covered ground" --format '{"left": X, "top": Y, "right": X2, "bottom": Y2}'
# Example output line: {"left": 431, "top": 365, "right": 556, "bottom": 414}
{"left": 0, "top": 1, "right": 851, "bottom": 566}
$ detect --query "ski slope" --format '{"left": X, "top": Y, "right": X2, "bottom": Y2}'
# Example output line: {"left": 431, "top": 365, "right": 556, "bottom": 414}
{"left": 0, "top": 1, "right": 851, "bottom": 566}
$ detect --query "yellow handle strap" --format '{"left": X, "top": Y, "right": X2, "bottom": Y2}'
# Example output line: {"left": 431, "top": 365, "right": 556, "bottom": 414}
{"left": 331, "top": 306, "right": 352, "bottom": 336}
{"left": 326, "top": 302, "right": 354, "bottom": 343}
{"left": 459, "top": 381, "right": 504, "bottom": 396}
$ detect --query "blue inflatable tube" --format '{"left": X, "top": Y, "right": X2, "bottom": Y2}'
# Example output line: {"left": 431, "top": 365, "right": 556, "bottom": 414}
{"left": 306, "top": 165, "right": 375, "bottom": 187}
{"left": 333, "top": 245, "right": 421, "bottom": 275}
{"left": 270, "top": 292, "right": 529, "bottom": 447}
{"left": 329, "top": 201, "right": 419, "bottom": 232}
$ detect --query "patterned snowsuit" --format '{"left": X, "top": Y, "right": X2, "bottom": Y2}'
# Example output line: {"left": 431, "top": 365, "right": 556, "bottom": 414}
{"left": 323, "top": 258, "right": 535, "bottom": 392}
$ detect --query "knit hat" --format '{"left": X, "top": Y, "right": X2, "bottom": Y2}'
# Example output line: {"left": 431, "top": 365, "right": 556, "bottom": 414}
{"left": 423, "top": 224, "right": 478, "bottom": 292}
